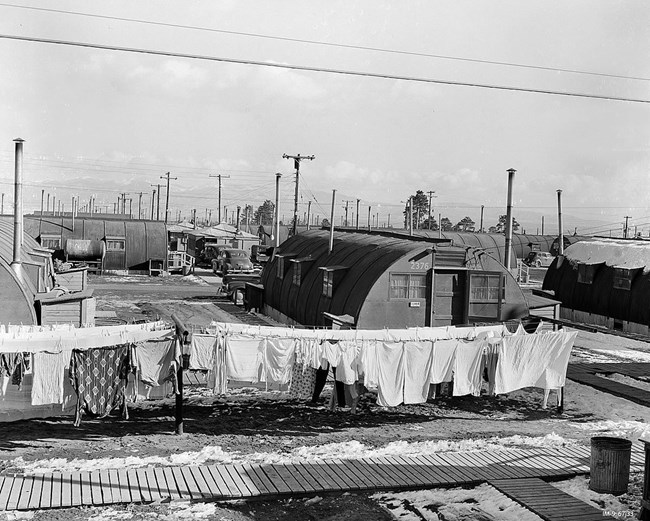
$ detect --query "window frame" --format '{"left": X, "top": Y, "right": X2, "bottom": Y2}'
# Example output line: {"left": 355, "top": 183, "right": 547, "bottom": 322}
{"left": 389, "top": 273, "right": 428, "bottom": 300}
{"left": 613, "top": 267, "right": 634, "bottom": 291}
{"left": 466, "top": 271, "right": 504, "bottom": 321}
{"left": 40, "top": 234, "right": 61, "bottom": 250}
{"left": 105, "top": 237, "right": 126, "bottom": 251}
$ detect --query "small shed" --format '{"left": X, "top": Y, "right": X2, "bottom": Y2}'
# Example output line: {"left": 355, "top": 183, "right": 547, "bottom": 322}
{"left": 542, "top": 238, "right": 650, "bottom": 334}
{"left": 261, "top": 229, "right": 528, "bottom": 329}
{"left": 24, "top": 215, "right": 168, "bottom": 274}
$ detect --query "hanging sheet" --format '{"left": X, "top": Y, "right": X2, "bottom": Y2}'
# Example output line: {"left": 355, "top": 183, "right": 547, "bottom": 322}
{"left": 69, "top": 345, "right": 130, "bottom": 426}
{"left": 31, "top": 350, "right": 72, "bottom": 406}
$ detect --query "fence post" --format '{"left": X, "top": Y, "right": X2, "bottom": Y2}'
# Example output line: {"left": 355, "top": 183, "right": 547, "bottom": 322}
{"left": 640, "top": 439, "right": 650, "bottom": 520}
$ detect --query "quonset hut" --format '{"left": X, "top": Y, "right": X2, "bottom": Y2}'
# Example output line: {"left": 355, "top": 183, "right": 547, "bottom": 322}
{"left": 260, "top": 230, "right": 528, "bottom": 329}
{"left": 0, "top": 217, "right": 56, "bottom": 324}
{"left": 24, "top": 215, "right": 168, "bottom": 274}
{"left": 542, "top": 238, "right": 650, "bottom": 335}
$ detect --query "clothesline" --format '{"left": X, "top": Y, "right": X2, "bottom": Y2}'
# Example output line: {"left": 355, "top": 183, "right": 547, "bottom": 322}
{"left": 188, "top": 323, "right": 578, "bottom": 409}
{"left": 0, "top": 322, "right": 173, "bottom": 353}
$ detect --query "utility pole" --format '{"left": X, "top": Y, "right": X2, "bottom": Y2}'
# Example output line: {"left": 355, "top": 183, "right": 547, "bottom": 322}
{"left": 343, "top": 200, "right": 353, "bottom": 227}
{"left": 274, "top": 173, "right": 282, "bottom": 248}
{"left": 137, "top": 192, "right": 144, "bottom": 219}
{"left": 236, "top": 206, "right": 241, "bottom": 232}
{"left": 119, "top": 193, "right": 129, "bottom": 215}
{"left": 282, "top": 153, "right": 315, "bottom": 236}
{"left": 128, "top": 198, "right": 133, "bottom": 219}
{"left": 409, "top": 197, "right": 413, "bottom": 236}
{"left": 307, "top": 200, "right": 312, "bottom": 231}
{"left": 1, "top": 193, "right": 4, "bottom": 215}
{"left": 480, "top": 205, "right": 484, "bottom": 233}
{"left": 557, "top": 190, "right": 564, "bottom": 255}
{"left": 209, "top": 174, "right": 230, "bottom": 223}
{"left": 150, "top": 184, "right": 162, "bottom": 220}
{"left": 504, "top": 168, "right": 516, "bottom": 271}
{"left": 160, "top": 172, "right": 177, "bottom": 225}
{"left": 355, "top": 199, "right": 360, "bottom": 230}
{"left": 40, "top": 189, "right": 44, "bottom": 217}
{"left": 151, "top": 189, "right": 156, "bottom": 220}
{"left": 329, "top": 189, "right": 336, "bottom": 253}
{"left": 367, "top": 206, "right": 372, "bottom": 231}
{"left": 427, "top": 191, "right": 436, "bottom": 230}
{"left": 624, "top": 216, "right": 631, "bottom": 238}
{"left": 541, "top": 215, "right": 545, "bottom": 235}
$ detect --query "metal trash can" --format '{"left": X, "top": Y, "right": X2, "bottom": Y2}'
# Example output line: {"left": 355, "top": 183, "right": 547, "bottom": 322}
{"left": 590, "top": 436, "right": 632, "bottom": 495}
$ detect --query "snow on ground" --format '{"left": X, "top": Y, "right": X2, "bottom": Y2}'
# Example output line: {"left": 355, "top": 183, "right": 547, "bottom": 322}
{"left": 374, "top": 484, "right": 544, "bottom": 521}
{"left": 9, "top": 433, "right": 577, "bottom": 475}
{"left": 552, "top": 475, "right": 641, "bottom": 514}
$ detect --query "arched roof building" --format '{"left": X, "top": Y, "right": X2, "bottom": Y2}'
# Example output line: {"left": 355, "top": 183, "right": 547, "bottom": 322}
{"left": 24, "top": 215, "right": 168, "bottom": 273}
{"left": 0, "top": 218, "right": 55, "bottom": 325}
{"left": 261, "top": 230, "right": 528, "bottom": 329}
{"left": 542, "top": 238, "right": 650, "bottom": 334}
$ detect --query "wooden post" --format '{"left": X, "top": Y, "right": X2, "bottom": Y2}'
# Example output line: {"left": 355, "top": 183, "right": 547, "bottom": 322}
{"left": 171, "top": 313, "right": 190, "bottom": 435}
{"left": 639, "top": 439, "right": 650, "bottom": 520}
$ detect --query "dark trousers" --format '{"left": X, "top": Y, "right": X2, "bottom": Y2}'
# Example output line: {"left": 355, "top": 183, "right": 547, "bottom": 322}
{"left": 312, "top": 365, "right": 346, "bottom": 406}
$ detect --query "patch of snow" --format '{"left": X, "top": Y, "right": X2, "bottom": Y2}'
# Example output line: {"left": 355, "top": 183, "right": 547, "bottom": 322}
{"left": 551, "top": 475, "right": 640, "bottom": 514}
{"left": 374, "top": 483, "right": 544, "bottom": 521}
{"left": 87, "top": 507, "right": 134, "bottom": 520}
{"left": 11, "top": 434, "right": 577, "bottom": 474}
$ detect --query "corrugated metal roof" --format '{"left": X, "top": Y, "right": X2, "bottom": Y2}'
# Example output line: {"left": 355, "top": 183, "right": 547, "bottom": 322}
{"left": 262, "top": 230, "right": 474, "bottom": 326}
{"left": 562, "top": 238, "right": 650, "bottom": 271}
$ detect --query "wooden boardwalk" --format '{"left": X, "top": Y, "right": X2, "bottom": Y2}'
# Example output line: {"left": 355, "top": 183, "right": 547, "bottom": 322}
{"left": 0, "top": 444, "right": 644, "bottom": 512}
{"left": 567, "top": 363, "right": 650, "bottom": 408}
{"left": 490, "top": 477, "right": 616, "bottom": 521}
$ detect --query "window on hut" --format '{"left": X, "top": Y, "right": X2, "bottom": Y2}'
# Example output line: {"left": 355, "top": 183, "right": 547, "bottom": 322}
{"left": 106, "top": 239, "right": 126, "bottom": 251}
{"left": 390, "top": 274, "right": 427, "bottom": 299}
{"left": 322, "top": 270, "right": 334, "bottom": 298}
{"left": 292, "top": 262, "right": 302, "bottom": 286}
{"left": 467, "top": 272, "right": 503, "bottom": 319}
{"left": 577, "top": 263, "right": 598, "bottom": 284}
{"left": 613, "top": 268, "right": 634, "bottom": 291}
{"left": 40, "top": 235, "right": 61, "bottom": 249}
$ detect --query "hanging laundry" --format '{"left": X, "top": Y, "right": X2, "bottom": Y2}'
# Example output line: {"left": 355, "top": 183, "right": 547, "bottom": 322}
{"left": 376, "top": 342, "right": 405, "bottom": 407}
{"left": 334, "top": 341, "right": 362, "bottom": 386}
{"left": 453, "top": 339, "right": 486, "bottom": 397}
{"left": 403, "top": 341, "right": 434, "bottom": 404}
{"left": 359, "top": 340, "right": 379, "bottom": 389}
{"left": 133, "top": 338, "right": 179, "bottom": 389}
{"left": 0, "top": 353, "right": 21, "bottom": 379}
{"left": 31, "top": 350, "right": 72, "bottom": 406}
{"left": 493, "top": 331, "right": 578, "bottom": 394}
{"left": 225, "top": 334, "right": 263, "bottom": 382}
{"left": 259, "top": 338, "right": 296, "bottom": 385}
{"left": 189, "top": 334, "right": 216, "bottom": 370}
{"left": 69, "top": 345, "right": 130, "bottom": 426}
{"left": 288, "top": 362, "right": 317, "bottom": 400}
{"left": 429, "top": 340, "right": 457, "bottom": 385}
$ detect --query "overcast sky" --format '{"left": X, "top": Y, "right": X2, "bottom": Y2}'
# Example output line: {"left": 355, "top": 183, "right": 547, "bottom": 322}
{"left": 0, "top": 1, "right": 648, "bottom": 236}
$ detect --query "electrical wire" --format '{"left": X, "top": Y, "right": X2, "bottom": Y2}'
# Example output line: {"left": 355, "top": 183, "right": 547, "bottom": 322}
{"left": 1, "top": 3, "right": 647, "bottom": 83}
{"left": 1, "top": 34, "right": 649, "bottom": 104}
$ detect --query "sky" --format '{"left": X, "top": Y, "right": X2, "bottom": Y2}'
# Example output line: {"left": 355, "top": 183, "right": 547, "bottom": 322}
{"left": 0, "top": 0, "right": 649, "bottom": 237}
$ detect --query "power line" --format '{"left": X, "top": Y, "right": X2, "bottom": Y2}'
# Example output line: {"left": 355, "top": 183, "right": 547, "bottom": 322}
{"left": 1, "top": 3, "right": 647, "bottom": 83}
{"left": 1, "top": 34, "right": 649, "bottom": 104}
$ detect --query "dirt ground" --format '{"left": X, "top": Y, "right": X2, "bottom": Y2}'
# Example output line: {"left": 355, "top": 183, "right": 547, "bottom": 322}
{"left": 0, "top": 272, "right": 643, "bottom": 520}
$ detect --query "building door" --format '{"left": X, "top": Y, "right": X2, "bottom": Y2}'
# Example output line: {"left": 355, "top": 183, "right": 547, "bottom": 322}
{"left": 431, "top": 269, "right": 467, "bottom": 326}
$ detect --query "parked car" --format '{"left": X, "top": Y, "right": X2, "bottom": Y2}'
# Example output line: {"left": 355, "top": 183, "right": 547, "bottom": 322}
{"left": 204, "top": 243, "right": 230, "bottom": 268}
{"left": 221, "top": 272, "right": 262, "bottom": 304}
{"left": 213, "top": 248, "right": 255, "bottom": 276}
{"left": 524, "top": 251, "right": 554, "bottom": 268}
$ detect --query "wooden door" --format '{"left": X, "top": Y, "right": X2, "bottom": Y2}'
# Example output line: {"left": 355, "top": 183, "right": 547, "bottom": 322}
{"left": 431, "top": 270, "right": 466, "bottom": 326}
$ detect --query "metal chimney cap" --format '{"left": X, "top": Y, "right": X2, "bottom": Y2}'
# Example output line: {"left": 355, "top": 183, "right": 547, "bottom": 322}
{"left": 13, "top": 138, "right": 25, "bottom": 143}
{"left": 506, "top": 168, "right": 516, "bottom": 174}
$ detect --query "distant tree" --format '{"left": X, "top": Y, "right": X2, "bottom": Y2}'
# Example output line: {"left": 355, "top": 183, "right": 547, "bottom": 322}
{"left": 454, "top": 216, "right": 476, "bottom": 232}
{"left": 254, "top": 200, "right": 275, "bottom": 225}
{"left": 494, "top": 214, "right": 520, "bottom": 233}
{"left": 403, "top": 190, "right": 430, "bottom": 229}
{"left": 440, "top": 217, "right": 453, "bottom": 231}
{"left": 421, "top": 217, "right": 438, "bottom": 230}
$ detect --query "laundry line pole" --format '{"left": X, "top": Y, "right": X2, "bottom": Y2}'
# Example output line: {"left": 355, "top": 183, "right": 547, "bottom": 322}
{"left": 171, "top": 314, "right": 190, "bottom": 435}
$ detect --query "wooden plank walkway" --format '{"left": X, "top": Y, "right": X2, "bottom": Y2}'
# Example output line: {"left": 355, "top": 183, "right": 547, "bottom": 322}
{"left": 490, "top": 477, "right": 616, "bottom": 521}
{"left": 0, "top": 444, "right": 643, "bottom": 512}
{"left": 567, "top": 363, "right": 650, "bottom": 407}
